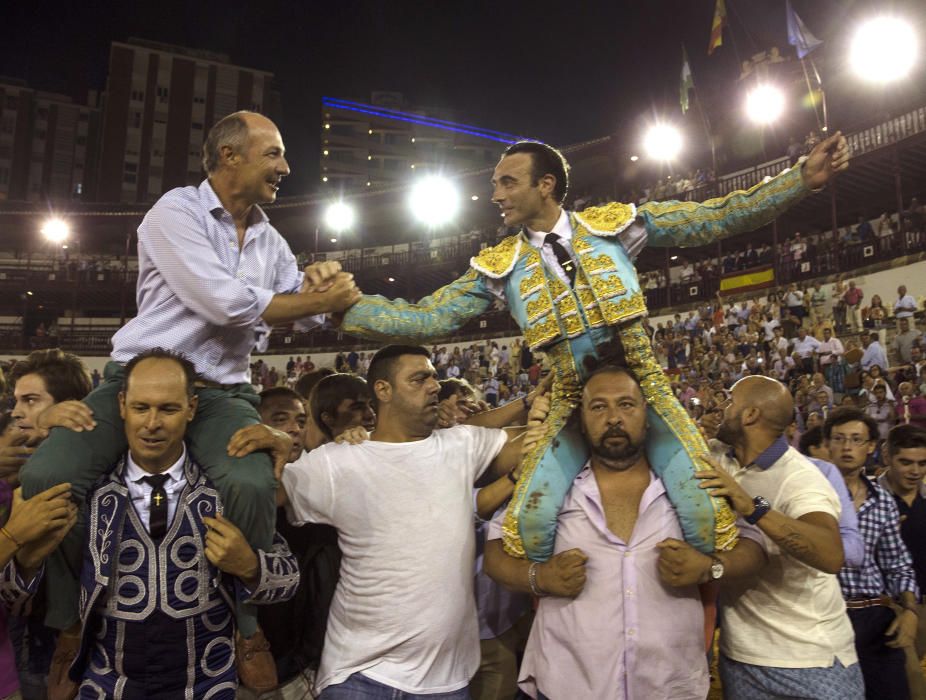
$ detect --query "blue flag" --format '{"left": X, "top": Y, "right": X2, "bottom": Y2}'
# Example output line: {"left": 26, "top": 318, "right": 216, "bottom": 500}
{"left": 786, "top": 0, "right": 822, "bottom": 59}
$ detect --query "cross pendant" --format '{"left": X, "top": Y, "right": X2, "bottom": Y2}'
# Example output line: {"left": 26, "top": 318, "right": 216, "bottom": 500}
{"left": 153, "top": 492, "right": 163, "bottom": 507}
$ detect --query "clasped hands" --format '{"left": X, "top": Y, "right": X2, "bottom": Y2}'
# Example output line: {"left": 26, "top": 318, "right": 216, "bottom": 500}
{"left": 299, "top": 261, "right": 362, "bottom": 314}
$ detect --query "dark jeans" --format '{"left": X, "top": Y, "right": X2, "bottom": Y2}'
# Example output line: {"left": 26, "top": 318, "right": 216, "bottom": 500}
{"left": 320, "top": 673, "right": 470, "bottom": 699}
{"left": 849, "top": 605, "right": 910, "bottom": 700}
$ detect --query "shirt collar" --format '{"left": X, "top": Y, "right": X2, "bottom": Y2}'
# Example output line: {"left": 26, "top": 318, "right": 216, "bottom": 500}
{"left": 199, "top": 179, "right": 269, "bottom": 226}
{"left": 526, "top": 208, "right": 571, "bottom": 247}
{"left": 750, "top": 436, "right": 790, "bottom": 470}
{"left": 125, "top": 445, "right": 187, "bottom": 485}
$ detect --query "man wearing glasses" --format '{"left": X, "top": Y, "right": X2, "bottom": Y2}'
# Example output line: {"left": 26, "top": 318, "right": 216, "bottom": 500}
{"left": 825, "top": 407, "right": 920, "bottom": 700}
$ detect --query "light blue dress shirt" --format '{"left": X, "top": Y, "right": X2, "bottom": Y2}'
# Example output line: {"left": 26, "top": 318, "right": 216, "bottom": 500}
{"left": 112, "top": 180, "right": 312, "bottom": 384}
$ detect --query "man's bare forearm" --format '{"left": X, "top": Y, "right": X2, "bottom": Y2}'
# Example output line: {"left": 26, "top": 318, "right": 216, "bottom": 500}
{"left": 261, "top": 292, "right": 329, "bottom": 326}
{"left": 757, "top": 511, "right": 844, "bottom": 573}
{"left": 484, "top": 538, "right": 533, "bottom": 594}
{"left": 465, "top": 398, "right": 528, "bottom": 429}
{"left": 715, "top": 538, "right": 767, "bottom": 579}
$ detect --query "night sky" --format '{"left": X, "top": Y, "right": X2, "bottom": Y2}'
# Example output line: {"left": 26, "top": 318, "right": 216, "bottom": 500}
{"left": 4, "top": 0, "right": 924, "bottom": 194}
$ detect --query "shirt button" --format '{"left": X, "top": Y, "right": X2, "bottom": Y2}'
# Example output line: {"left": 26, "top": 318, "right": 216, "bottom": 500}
{"left": 627, "top": 629, "right": 635, "bottom": 637}
{"left": 625, "top": 588, "right": 633, "bottom": 596}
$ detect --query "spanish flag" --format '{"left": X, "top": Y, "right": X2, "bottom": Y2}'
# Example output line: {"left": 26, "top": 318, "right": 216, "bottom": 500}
{"left": 708, "top": 0, "right": 726, "bottom": 55}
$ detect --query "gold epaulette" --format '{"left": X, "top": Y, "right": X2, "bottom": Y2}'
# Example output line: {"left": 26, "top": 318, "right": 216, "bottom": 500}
{"left": 574, "top": 201, "right": 637, "bottom": 236}
{"left": 470, "top": 234, "right": 523, "bottom": 279}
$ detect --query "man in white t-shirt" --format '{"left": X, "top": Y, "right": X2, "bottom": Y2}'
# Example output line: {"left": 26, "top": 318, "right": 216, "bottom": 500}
{"left": 281, "top": 345, "right": 526, "bottom": 698}
{"left": 696, "top": 375, "right": 863, "bottom": 699}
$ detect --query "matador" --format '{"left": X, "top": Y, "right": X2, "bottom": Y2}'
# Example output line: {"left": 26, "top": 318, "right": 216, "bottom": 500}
{"left": 341, "top": 136, "right": 849, "bottom": 562}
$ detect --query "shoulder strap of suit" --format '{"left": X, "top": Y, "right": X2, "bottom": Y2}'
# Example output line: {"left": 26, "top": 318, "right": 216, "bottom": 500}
{"left": 573, "top": 202, "right": 637, "bottom": 236}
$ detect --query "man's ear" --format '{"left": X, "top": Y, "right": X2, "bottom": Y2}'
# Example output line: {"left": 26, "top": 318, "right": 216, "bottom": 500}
{"left": 118, "top": 391, "right": 126, "bottom": 420}
{"left": 542, "top": 173, "right": 559, "bottom": 199}
{"left": 187, "top": 394, "right": 198, "bottom": 422}
{"left": 373, "top": 379, "right": 392, "bottom": 407}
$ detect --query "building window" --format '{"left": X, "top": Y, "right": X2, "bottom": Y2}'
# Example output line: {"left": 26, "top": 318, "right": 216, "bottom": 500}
{"left": 0, "top": 168, "right": 9, "bottom": 185}
{"left": 133, "top": 112, "right": 142, "bottom": 129}
{"left": 123, "top": 173, "right": 137, "bottom": 184}
{"left": 191, "top": 122, "right": 203, "bottom": 130}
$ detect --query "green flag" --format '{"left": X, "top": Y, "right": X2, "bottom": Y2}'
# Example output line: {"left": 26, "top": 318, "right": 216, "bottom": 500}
{"left": 680, "top": 46, "right": 694, "bottom": 114}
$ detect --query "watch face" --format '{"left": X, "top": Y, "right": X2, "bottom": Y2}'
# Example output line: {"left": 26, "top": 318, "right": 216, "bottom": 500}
{"left": 711, "top": 561, "right": 725, "bottom": 580}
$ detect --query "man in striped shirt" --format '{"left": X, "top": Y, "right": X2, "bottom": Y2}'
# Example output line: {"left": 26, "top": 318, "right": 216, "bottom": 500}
{"left": 20, "top": 111, "right": 361, "bottom": 698}
{"left": 826, "top": 407, "right": 920, "bottom": 699}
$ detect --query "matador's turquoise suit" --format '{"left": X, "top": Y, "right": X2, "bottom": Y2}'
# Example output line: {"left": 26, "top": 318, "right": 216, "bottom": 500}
{"left": 341, "top": 165, "right": 810, "bottom": 561}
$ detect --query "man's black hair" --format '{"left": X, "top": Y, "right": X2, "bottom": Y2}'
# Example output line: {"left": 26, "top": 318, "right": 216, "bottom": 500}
{"left": 823, "top": 406, "right": 879, "bottom": 442}
{"left": 122, "top": 348, "right": 198, "bottom": 398}
{"left": 503, "top": 141, "right": 570, "bottom": 204}
{"left": 259, "top": 386, "right": 304, "bottom": 407}
{"left": 10, "top": 349, "right": 91, "bottom": 403}
{"left": 294, "top": 367, "right": 336, "bottom": 401}
{"left": 798, "top": 426, "right": 825, "bottom": 456}
{"left": 367, "top": 346, "right": 430, "bottom": 387}
{"left": 438, "top": 378, "right": 475, "bottom": 402}
{"left": 309, "top": 374, "right": 370, "bottom": 440}
{"left": 887, "top": 424, "right": 926, "bottom": 455}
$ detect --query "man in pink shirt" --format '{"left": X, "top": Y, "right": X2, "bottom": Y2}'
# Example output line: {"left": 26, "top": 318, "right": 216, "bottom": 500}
{"left": 484, "top": 366, "right": 766, "bottom": 699}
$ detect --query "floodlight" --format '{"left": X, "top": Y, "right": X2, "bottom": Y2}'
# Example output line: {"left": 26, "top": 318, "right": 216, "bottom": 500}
{"left": 409, "top": 176, "right": 460, "bottom": 226}
{"left": 41, "top": 218, "right": 70, "bottom": 244}
{"left": 643, "top": 124, "right": 683, "bottom": 161}
{"left": 850, "top": 17, "right": 917, "bottom": 83}
{"left": 745, "top": 84, "right": 786, "bottom": 125}
{"left": 324, "top": 202, "right": 356, "bottom": 233}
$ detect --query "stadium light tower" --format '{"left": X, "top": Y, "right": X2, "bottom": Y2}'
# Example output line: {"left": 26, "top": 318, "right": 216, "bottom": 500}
{"left": 850, "top": 16, "right": 918, "bottom": 83}
{"left": 409, "top": 175, "right": 460, "bottom": 227}
{"left": 41, "top": 217, "right": 70, "bottom": 244}
{"left": 745, "top": 84, "right": 786, "bottom": 125}
{"left": 323, "top": 201, "right": 356, "bottom": 233}
{"left": 643, "top": 124, "right": 683, "bottom": 162}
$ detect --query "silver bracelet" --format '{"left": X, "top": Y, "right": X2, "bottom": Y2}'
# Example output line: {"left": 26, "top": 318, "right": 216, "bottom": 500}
{"left": 528, "top": 561, "right": 545, "bottom": 597}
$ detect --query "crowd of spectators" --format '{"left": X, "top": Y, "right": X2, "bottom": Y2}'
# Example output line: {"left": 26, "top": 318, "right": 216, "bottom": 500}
{"left": 651, "top": 282, "right": 926, "bottom": 456}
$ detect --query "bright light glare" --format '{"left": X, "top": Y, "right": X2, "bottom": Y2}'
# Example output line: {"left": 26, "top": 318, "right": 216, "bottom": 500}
{"left": 643, "top": 125, "right": 682, "bottom": 161}
{"left": 850, "top": 17, "right": 918, "bottom": 83}
{"left": 41, "top": 218, "right": 70, "bottom": 244}
{"left": 630, "top": 155, "right": 639, "bottom": 162}
{"left": 409, "top": 176, "right": 460, "bottom": 226}
{"left": 324, "top": 202, "right": 355, "bottom": 232}
{"left": 745, "top": 84, "right": 785, "bottom": 125}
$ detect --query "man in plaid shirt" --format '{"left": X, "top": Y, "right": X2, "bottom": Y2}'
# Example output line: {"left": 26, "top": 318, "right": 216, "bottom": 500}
{"left": 825, "top": 407, "right": 920, "bottom": 699}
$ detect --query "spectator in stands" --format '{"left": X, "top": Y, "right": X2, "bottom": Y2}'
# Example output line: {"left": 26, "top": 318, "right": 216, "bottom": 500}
{"left": 818, "top": 326, "right": 845, "bottom": 386}
{"left": 897, "top": 382, "right": 926, "bottom": 430}
{"left": 895, "top": 285, "right": 918, "bottom": 327}
{"left": 865, "top": 383, "right": 896, "bottom": 442}
{"left": 699, "top": 376, "right": 861, "bottom": 699}
{"left": 863, "top": 294, "right": 888, "bottom": 329}
{"left": 855, "top": 216, "right": 875, "bottom": 244}
{"left": 791, "top": 327, "right": 821, "bottom": 375}
{"left": 844, "top": 281, "right": 865, "bottom": 333}
{"left": 879, "top": 425, "right": 926, "bottom": 697}
{"left": 894, "top": 317, "right": 923, "bottom": 366}
{"left": 826, "top": 407, "right": 919, "bottom": 699}
{"left": 861, "top": 332, "right": 889, "bottom": 372}
{"left": 18, "top": 111, "right": 362, "bottom": 695}
{"left": 809, "top": 282, "right": 828, "bottom": 330}
{"left": 785, "top": 284, "right": 805, "bottom": 322}
{"left": 485, "top": 366, "right": 766, "bottom": 699}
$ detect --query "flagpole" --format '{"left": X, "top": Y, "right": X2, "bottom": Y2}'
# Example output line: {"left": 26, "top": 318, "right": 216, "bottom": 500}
{"left": 693, "top": 85, "right": 719, "bottom": 179}
{"left": 808, "top": 55, "right": 829, "bottom": 132}
{"left": 799, "top": 57, "right": 824, "bottom": 133}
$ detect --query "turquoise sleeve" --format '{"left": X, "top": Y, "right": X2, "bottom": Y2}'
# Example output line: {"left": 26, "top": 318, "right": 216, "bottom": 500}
{"left": 638, "top": 165, "right": 810, "bottom": 248}
{"left": 340, "top": 268, "right": 497, "bottom": 343}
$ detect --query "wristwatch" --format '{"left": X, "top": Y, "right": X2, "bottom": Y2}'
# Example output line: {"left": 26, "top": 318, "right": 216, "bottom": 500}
{"left": 745, "top": 495, "right": 771, "bottom": 524}
{"left": 708, "top": 556, "right": 725, "bottom": 581}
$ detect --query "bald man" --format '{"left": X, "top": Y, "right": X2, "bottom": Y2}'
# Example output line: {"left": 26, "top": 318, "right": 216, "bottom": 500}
{"left": 697, "top": 376, "right": 864, "bottom": 699}
{"left": 20, "top": 111, "right": 362, "bottom": 696}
